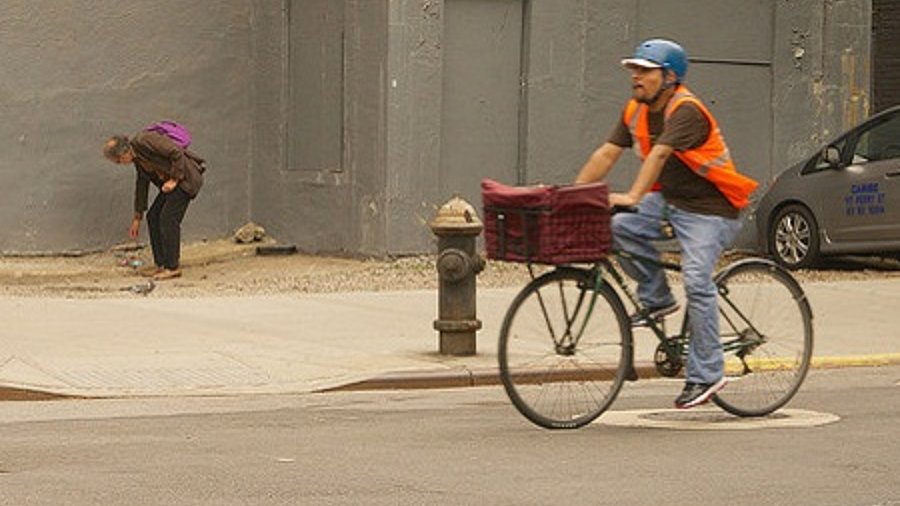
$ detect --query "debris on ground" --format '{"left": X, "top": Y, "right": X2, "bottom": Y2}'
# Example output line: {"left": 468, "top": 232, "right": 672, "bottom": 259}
{"left": 121, "top": 280, "right": 155, "bottom": 296}
{"left": 118, "top": 256, "right": 145, "bottom": 269}
{"left": 233, "top": 222, "right": 267, "bottom": 244}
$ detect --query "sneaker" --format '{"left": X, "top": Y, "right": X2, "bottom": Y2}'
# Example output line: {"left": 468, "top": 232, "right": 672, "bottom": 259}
{"left": 153, "top": 268, "right": 182, "bottom": 281}
{"left": 674, "top": 377, "right": 728, "bottom": 409}
{"left": 630, "top": 302, "right": 680, "bottom": 327}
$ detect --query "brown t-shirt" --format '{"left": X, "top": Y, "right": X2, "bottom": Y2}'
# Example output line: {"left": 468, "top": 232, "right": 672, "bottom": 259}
{"left": 608, "top": 102, "right": 738, "bottom": 218}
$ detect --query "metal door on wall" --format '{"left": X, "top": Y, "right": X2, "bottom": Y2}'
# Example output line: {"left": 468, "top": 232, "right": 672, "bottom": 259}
{"left": 287, "top": 0, "right": 344, "bottom": 173}
{"left": 440, "top": 0, "right": 526, "bottom": 205}
{"left": 438, "top": 0, "right": 775, "bottom": 203}
{"left": 637, "top": 0, "right": 774, "bottom": 184}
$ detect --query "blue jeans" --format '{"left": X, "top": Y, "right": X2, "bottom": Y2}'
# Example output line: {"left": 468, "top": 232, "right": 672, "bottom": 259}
{"left": 612, "top": 192, "right": 741, "bottom": 384}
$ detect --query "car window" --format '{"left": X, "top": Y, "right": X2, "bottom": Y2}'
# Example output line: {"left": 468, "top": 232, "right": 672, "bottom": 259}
{"left": 851, "top": 111, "right": 900, "bottom": 163}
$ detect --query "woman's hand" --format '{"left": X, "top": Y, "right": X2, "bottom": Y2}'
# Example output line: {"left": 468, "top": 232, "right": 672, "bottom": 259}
{"left": 161, "top": 179, "right": 178, "bottom": 193}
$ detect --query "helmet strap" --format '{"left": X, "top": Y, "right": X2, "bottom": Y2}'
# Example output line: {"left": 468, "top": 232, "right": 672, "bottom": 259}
{"left": 641, "top": 85, "right": 666, "bottom": 105}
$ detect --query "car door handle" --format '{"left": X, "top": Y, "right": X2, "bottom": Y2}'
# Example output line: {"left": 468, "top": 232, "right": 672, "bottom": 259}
{"left": 888, "top": 170, "right": 900, "bottom": 178}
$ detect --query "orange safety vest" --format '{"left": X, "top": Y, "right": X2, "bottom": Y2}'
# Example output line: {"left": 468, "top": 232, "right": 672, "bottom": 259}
{"left": 623, "top": 85, "right": 758, "bottom": 209}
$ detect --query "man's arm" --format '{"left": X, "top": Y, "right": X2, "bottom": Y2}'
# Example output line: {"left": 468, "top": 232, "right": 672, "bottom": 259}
{"left": 131, "top": 168, "right": 150, "bottom": 239}
{"left": 133, "top": 167, "right": 150, "bottom": 217}
{"left": 608, "top": 143, "right": 673, "bottom": 207}
{"left": 575, "top": 142, "right": 624, "bottom": 184}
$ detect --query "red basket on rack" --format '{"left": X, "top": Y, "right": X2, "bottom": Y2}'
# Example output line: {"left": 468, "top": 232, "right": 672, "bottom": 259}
{"left": 481, "top": 178, "right": 612, "bottom": 264}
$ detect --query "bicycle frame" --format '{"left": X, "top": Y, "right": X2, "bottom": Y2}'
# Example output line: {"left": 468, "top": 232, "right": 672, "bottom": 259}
{"left": 604, "top": 250, "right": 772, "bottom": 367}
{"left": 527, "top": 247, "right": 765, "bottom": 370}
{"left": 598, "top": 249, "right": 699, "bottom": 372}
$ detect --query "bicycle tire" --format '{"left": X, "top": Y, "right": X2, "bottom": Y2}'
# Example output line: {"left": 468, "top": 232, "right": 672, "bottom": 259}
{"left": 498, "top": 267, "right": 633, "bottom": 429}
{"left": 710, "top": 258, "right": 813, "bottom": 417}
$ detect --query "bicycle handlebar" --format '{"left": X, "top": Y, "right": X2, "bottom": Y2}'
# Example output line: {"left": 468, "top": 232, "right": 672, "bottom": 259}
{"left": 610, "top": 205, "right": 639, "bottom": 215}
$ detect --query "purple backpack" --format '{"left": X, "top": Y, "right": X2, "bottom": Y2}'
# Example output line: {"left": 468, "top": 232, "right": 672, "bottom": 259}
{"left": 145, "top": 120, "right": 192, "bottom": 149}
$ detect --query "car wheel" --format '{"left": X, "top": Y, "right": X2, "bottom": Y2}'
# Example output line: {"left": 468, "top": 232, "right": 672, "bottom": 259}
{"left": 769, "top": 204, "right": 820, "bottom": 269}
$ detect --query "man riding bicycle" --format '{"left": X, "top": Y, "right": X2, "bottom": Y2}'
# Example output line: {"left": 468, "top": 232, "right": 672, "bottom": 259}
{"left": 575, "top": 38, "right": 758, "bottom": 409}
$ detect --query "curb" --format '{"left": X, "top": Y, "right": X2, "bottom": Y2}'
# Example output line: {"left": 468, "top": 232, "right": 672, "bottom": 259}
{"left": 321, "top": 354, "right": 900, "bottom": 393}
{"left": 3, "top": 354, "right": 899, "bottom": 400}
{"left": 0, "top": 386, "right": 72, "bottom": 402}
{"left": 320, "top": 362, "right": 671, "bottom": 392}
{"left": 810, "top": 354, "right": 900, "bottom": 368}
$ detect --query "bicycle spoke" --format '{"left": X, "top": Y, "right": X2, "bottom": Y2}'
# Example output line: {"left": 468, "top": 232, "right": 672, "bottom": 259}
{"left": 499, "top": 268, "right": 632, "bottom": 429}
{"left": 712, "top": 260, "right": 813, "bottom": 417}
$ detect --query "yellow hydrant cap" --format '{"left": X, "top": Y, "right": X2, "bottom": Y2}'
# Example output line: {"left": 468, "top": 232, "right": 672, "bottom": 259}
{"left": 430, "top": 196, "right": 483, "bottom": 235}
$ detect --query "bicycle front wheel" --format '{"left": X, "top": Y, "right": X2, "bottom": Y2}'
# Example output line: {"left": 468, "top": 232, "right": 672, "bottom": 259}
{"left": 498, "top": 267, "right": 632, "bottom": 429}
{"left": 711, "top": 258, "right": 813, "bottom": 417}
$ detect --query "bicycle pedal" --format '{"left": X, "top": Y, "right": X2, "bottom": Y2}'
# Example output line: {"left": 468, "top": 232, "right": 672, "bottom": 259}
{"left": 629, "top": 303, "right": 680, "bottom": 327}
{"left": 629, "top": 315, "right": 668, "bottom": 328}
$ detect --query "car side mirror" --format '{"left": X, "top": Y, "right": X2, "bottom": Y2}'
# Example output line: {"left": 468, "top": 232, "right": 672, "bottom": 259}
{"left": 823, "top": 146, "right": 841, "bottom": 167}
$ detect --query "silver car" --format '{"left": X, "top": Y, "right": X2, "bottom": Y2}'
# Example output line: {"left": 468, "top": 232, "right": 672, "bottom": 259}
{"left": 754, "top": 105, "right": 900, "bottom": 269}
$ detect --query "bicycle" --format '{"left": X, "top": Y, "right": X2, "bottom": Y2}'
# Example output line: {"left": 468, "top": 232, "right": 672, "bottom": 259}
{"left": 483, "top": 180, "right": 814, "bottom": 430}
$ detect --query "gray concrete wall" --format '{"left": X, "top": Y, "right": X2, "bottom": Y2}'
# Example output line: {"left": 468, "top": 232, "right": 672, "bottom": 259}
{"left": 0, "top": 0, "right": 872, "bottom": 256}
{"left": 375, "top": 0, "right": 872, "bottom": 255}
{"left": 0, "top": 1, "right": 254, "bottom": 254}
{"left": 525, "top": 0, "right": 872, "bottom": 193}
{"left": 774, "top": 0, "right": 871, "bottom": 168}
{"left": 251, "top": 0, "right": 389, "bottom": 257}
{"left": 524, "top": 0, "right": 639, "bottom": 188}
{"left": 385, "top": 0, "right": 445, "bottom": 254}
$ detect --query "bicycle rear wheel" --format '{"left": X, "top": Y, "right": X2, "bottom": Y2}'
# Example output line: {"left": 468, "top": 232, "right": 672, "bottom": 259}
{"left": 498, "top": 267, "right": 632, "bottom": 429}
{"left": 711, "top": 258, "right": 813, "bottom": 417}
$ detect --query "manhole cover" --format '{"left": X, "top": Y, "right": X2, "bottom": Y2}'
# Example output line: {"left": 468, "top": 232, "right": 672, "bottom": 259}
{"left": 597, "top": 408, "right": 839, "bottom": 430}
{"left": 642, "top": 410, "right": 790, "bottom": 423}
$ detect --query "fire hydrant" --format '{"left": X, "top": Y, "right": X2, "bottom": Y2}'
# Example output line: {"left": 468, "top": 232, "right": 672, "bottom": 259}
{"left": 429, "top": 196, "right": 485, "bottom": 356}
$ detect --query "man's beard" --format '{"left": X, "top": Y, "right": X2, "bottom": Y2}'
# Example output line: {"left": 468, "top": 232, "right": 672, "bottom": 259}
{"left": 636, "top": 85, "right": 666, "bottom": 105}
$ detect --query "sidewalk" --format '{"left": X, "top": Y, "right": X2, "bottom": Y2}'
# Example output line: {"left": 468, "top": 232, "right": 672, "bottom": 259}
{"left": 1, "top": 279, "right": 899, "bottom": 400}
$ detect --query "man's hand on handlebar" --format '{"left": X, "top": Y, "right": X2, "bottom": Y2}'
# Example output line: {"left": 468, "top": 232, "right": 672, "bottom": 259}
{"left": 609, "top": 192, "right": 641, "bottom": 208}
{"left": 609, "top": 191, "right": 641, "bottom": 215}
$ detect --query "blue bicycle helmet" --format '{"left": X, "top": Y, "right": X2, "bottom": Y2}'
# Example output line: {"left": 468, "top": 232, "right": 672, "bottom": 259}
{"left": 621, "top": 38, "right": 688, "bottom": 83}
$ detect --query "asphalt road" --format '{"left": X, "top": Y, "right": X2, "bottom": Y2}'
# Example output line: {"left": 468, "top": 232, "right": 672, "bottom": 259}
{"left": 1, "top": 366, "right": 899, "bottom": 506}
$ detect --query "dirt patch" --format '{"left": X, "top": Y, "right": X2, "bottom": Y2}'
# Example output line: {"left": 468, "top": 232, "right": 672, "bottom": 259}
{"left": 0, "top": 238, "right": 897, "bottom": 299}
{"left": 0, "top": 237, "right": 534, "bottom": 298}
